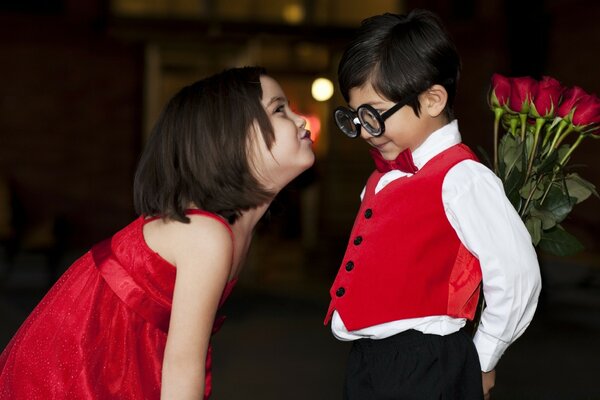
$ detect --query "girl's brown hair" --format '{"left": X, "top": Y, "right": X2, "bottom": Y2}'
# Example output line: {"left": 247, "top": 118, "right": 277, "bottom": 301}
{"left": 134, "top": 66, "right": 275, "bottom": 223}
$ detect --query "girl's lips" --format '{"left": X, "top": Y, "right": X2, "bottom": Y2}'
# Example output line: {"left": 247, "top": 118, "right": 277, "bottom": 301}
{"left": 301, "top": 130, "right": 313, "bottom": 142}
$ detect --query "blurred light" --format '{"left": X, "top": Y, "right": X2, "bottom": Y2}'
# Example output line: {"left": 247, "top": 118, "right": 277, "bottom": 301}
{"left": 282, "top": 3, "right": 305, "bottom": 25}
{"left": 311, "top": 78, "right": 334, "bottom": 102}
{"left": 304, "top": 113, "right": 321, "bottom": 145}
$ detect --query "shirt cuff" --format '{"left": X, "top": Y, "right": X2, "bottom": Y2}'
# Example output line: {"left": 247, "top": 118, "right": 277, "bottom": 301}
{"left": 472, "top": 328, "right": 509, "bottom": 372}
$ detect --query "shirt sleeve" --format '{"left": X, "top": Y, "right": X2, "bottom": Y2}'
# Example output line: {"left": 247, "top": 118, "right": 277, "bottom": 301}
{"left": 442, "top": 160, "right": 542, "bottom": 372}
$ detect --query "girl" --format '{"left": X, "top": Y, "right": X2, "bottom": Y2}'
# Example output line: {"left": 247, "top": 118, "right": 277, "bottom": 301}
{"left": 0, "top": 66, "right": 315, "bottom": 399}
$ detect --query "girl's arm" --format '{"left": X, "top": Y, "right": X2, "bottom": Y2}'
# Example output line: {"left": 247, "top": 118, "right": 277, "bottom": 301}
{"left": 160, "top": 216, "right": 233, "bottom": 400}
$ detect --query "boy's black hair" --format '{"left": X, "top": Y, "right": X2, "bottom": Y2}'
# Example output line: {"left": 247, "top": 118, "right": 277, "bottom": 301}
{"left": 134, "top": 66, "right": 275, "bottom": 224}
{"left": 338, "top": 10, "right": 461, "bottom": 120}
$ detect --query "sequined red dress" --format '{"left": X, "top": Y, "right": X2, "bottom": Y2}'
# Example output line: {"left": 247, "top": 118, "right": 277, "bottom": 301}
{"left": 0, "top": 209, "right": 235, "bottom": 399}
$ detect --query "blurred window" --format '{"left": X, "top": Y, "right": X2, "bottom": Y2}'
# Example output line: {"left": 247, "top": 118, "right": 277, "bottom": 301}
{"left": 110, "top": 0, "right": 400, "bottom": 26}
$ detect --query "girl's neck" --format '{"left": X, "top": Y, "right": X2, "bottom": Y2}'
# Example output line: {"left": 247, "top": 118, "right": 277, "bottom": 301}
{"left": 234, "top": 202, "right": 271, "bottom": 233}
{"left": 227, "top": 201, "right": 271, "bottom": 279}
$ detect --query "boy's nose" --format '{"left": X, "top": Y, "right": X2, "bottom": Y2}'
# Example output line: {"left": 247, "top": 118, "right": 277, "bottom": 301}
{"left": 359, "top": 127, "right": 372, "bottom": 140}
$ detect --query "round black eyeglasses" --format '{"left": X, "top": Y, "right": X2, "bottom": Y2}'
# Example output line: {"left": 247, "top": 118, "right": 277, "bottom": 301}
{"left": 333, "top": 94, "right": 417, "bottom": 138}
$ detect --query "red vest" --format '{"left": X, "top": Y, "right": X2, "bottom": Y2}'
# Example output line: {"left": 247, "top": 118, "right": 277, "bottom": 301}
{"left": 324, "top": 144, "right": 482, "bottom": 330}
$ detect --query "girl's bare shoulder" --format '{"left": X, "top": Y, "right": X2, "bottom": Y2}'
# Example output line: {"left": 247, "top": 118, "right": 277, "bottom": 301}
{"left": 144, "top": 214, "right": 233, "bottom": 267}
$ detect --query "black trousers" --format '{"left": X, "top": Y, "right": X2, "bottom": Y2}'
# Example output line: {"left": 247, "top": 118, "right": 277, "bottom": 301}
{"left": 343, "top": 329, "right": 483, "bottom": 400}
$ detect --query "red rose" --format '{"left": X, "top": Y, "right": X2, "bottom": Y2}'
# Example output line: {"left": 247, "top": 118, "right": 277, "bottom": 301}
{"left": 508, "top": 76, "right": 538, "bottom": 114}
{"left": 531, "top": 76, "right": 564, "bottom": 118}
{"left": 572, "top": 94, "right": 600, "bottom": 134}
{"left": 490, "top": 73, "right": 511, "bottom": 108}
{"left": 557, "top": 86, "right": 588, "bottom": 120}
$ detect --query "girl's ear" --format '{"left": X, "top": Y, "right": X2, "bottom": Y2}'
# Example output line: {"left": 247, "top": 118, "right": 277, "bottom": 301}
{"left": 422, "top": 84, "right": 448, "bottom": 118}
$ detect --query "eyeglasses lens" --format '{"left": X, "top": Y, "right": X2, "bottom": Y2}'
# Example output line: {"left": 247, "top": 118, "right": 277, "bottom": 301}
{"left": 334, "top": 109, "right": 358, "bottom": 137}
{"left": 358, "top": 107, "right": 382, "bottom": 135}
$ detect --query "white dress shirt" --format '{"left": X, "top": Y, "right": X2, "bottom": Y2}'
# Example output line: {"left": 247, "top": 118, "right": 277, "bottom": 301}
{"left": 331, "top": 120, "right": 542, "bottom": 372}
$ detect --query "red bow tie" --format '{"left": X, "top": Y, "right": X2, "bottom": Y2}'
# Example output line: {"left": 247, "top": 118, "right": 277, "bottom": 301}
{"left": 369, "top": 148, "right": 419, "bottom": 174}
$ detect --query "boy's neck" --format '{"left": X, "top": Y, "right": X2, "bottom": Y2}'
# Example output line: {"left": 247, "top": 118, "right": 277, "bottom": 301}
{"left": 410, "top": 115, "right": 451, "bottom": 152}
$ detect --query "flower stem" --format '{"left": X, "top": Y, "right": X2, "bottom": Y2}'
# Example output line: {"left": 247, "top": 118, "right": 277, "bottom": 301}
{"left": 554, "top": 125, "right": 576, "bottom": 150}
{"left": 546, "top": 120, "right": 568, "bottom": 155}
{"left": 541, "top": 118, "right": 558, "bottom": 148}
{"left": 520, "top": 174, "right": 543, "bottom": 217}
{"left": 525, "top": 118, "right": 545, "bottom": 179}
{"left": 539, "top": 170, "right": 558, "bottom": 206}
{"left": 509, "top": 117, "right": 518, "bottom": 137}
{"left": 493, "top": 108, "right": 504, "bottom": 173}
{"left": 519, "top": 113, "right": 527, "bottom": 140}
{"left": 559, "top": 133, "right": 586, "bottom": 166}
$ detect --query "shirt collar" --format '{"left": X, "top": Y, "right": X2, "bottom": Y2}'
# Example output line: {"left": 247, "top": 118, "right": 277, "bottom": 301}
{"left": 411, "top": 120, "right": 461, "bottom": 170}
{"left": 363, "top": 120, "right": 463, "bottom": 199}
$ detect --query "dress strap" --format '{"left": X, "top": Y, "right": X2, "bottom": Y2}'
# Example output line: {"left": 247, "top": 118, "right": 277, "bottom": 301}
{"left": 184, "top": 209, "right": 234, "bottom": 245}
{"left": 143, "top": 210, "right": 233, "bottom": 244}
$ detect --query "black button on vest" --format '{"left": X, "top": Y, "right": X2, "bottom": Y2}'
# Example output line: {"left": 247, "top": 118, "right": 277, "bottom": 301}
{"left": 345, "top": 261, "right": 354, "bottom": 271}
{"left": 364, "top": 208, "right": 373, "bottom": 219}
{"left": 354, "top": 236, "right": 363, "bottom": 245}
{"left": 336, "top": 287, "right": 345, "bottom": 297}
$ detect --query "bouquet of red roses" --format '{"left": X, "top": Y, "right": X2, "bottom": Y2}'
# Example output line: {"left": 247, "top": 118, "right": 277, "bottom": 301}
{"left": 488, "top": 74, "right": 600, "bottom": 256}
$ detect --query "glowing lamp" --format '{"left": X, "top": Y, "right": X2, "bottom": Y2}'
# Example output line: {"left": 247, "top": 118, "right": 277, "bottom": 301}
{"left": 311, "top": 78, "right": 334, "bottom": 102}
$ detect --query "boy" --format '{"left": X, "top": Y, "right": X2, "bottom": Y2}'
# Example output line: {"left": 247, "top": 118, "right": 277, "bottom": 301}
{"left": 324, "top": 10, "right": 541, "bottom": 400}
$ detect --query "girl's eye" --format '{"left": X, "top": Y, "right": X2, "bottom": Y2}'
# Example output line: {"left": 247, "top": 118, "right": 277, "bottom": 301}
{"left": 274, "top": 104, "right": 285, "bottom": 114}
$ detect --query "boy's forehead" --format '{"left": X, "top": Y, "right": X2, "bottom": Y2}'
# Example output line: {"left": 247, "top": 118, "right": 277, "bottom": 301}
{"left": 348, "top": 83, "right": 389, "bottom": 108}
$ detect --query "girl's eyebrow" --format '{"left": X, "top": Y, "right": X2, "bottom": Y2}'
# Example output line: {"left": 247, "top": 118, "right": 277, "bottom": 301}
{"left": 266, "top": 96, "right": 288, "bottom": 107}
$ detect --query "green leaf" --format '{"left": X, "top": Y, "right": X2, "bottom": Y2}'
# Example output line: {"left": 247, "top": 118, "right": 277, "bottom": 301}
{"left": 503, "top": 167, "right": 525, "bottom": 210}
{"left": 525, "top": 216, "right": 542, "bottom": 245}
{"left": 519, "top": 179, "right": 544, "bottom": 200}
{"left": 524, "top": 131, "right": 534, "bottom": 162}
{"left": 535, "top": 150, "right": 559, "bottom": 175}
{"left": 497, "top": 136, "right": 508, "bottom": 178}
{"left": 498, "top": 133, "right": 527, "bottom": 178}
{"left": 538, "top": 225, "right": 585, "bottom": 256}
{"left": 529, "top": 207, "right": 557, "bottom": 230}
{"left": 557, "top": 144, "right": 570, "bottom": 161}
{"left": 538, "top": 183, "right": 575, "bottom": 223}
{"left": 498, "top": 155, "right": 506, "bottom": 179}
{"left": 565, "top": 173, "right": 599, "bottom": 201}
{"left": 476, "top": 146, "right": 493, "bottom": 170}
{"left": 540, "top": 136, "right": 554, "bottom": 155}
{"left": 501, "top": 136, "right": 522, "bottom": 178}
{"left": 519, "top": 138, "right": 528, "bottom": 173}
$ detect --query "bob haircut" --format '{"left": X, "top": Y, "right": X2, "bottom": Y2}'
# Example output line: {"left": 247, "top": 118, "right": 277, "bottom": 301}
{"left": 338, "top": 10, "right": 461, "bottom": 121}
{"left": 134, "top": 66, "right": 275, "bottom": 224}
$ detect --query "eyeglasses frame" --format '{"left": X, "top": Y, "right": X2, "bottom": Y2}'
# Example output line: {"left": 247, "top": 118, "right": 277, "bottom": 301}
{"left": 333, "top": 93, "right": 418, "bottom": 139}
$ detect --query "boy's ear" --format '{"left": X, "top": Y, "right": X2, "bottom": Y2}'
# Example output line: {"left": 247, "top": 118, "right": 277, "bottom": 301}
{"left": 421, "top": 84, "right": 448, "bottom": 118}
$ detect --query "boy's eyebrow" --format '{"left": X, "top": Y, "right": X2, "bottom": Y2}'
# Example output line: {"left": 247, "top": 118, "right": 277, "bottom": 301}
{"left": 349, "top": 101, "right": 388, "bottom": 110}
{"left": 367, "top": 100, "right": 389, "bottom": 107}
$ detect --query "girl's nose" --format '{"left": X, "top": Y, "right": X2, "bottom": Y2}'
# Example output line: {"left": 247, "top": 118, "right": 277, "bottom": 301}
{"left": 295, "top": 113, "right": 307, "bottom": 129}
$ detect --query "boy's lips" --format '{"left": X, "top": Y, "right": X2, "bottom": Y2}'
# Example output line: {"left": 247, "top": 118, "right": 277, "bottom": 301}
{"left": 369, "top": 140, "right": 389, "bottom": 150}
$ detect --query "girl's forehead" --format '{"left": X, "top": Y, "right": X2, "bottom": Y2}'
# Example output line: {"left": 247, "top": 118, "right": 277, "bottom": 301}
{"left": 260, "top": 75, "right": 279, "bottom": 92}
{"left": 260, "top": 75, "right": 285, "bottom": 103}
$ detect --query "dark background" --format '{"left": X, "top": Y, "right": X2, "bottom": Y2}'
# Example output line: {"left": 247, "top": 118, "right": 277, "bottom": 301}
{"left": 1, "top": 0, "right": 599, "bottom": 398}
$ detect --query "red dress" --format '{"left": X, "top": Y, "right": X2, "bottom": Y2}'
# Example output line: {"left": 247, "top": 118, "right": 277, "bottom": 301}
{"left": 0, "top": 209, "right": 236, "bottom": 399}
